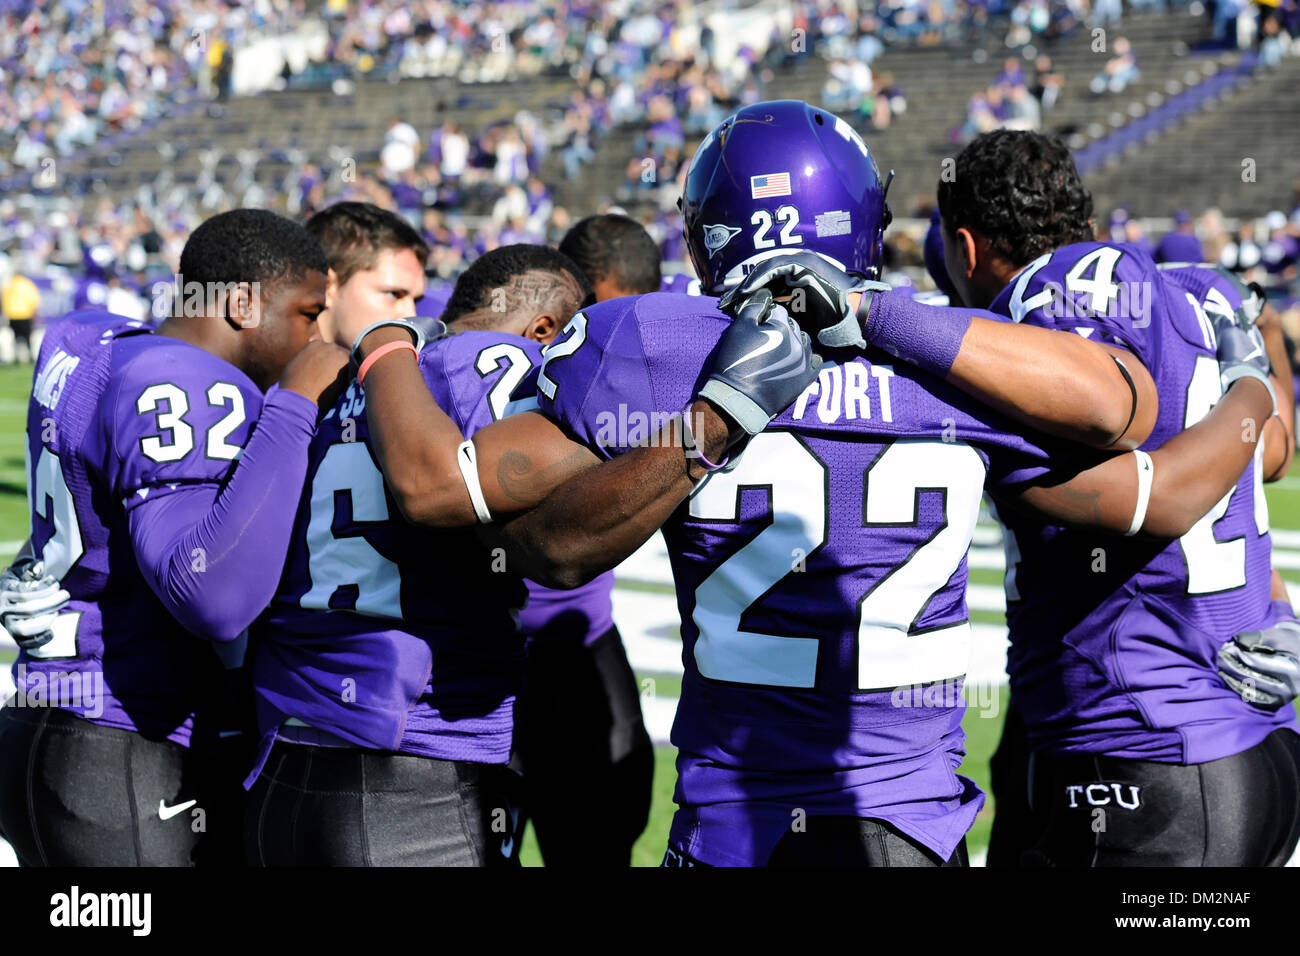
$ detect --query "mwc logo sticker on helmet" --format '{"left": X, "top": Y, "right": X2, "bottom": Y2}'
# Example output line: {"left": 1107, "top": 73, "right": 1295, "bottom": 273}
{"left": 702, "top": 224, "right": 741, "bottom": 258}
{"left": 750, "top": 172, "right": 792, "bottom": 199}
{"left": 815, "top": 210, "right": 852, "bottom": 237}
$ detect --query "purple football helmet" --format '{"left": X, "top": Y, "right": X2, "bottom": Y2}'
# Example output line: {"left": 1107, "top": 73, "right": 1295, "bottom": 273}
{"left": 681, "top": 100, "right": 893, "bottom": 295}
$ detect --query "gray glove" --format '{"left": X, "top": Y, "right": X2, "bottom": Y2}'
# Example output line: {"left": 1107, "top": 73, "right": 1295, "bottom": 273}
{"left": 1209, "top": 266, "right": 1267, "bottom": 326}
{"left": 1215, "top": 311, "right": 1276, "bottom": 414}
{"left": 348, "top": 317, "right": 436, "bottom": 371}
{"left": 698, "top": 288, "right": 822, "bottom": 436}
{"left": 717, "top": 251, "right": 890, "bottom": 350}
{"left": 1218, "top": 621, "right": 1300, "bottom": 709}
{"left": 0, "top": 557, "right": 70, "bottom": 651}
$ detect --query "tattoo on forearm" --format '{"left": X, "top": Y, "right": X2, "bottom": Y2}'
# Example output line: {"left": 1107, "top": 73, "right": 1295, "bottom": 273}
{"left": 496, "top": 447, "right": 593, "bottom": 504}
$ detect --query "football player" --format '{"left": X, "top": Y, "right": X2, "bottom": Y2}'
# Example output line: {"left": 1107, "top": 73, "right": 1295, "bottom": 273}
{"left": 729, "top": 129, "right": 1300, "bottom": 865}
{"left": 0, "top": 209, "right": 346, "bottom": 866}
{"left": 305, "top": 200, "right": 430, "bottom": 347}
{"left": 560, "top": 214, "right": 664, "bottom": 300}
{"left": 347, "top": 102, "right": 1276, "bottom": 865}
{"left": 450, "top": 237, "right": 655, "bottom": 867}
{"left": 243, "top": 244, "right": 655, "bottom": 866}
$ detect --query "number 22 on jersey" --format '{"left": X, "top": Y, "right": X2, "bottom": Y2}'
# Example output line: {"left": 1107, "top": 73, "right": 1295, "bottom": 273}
{"left": 688, "top": 433, "right": 985, "bottom": 690}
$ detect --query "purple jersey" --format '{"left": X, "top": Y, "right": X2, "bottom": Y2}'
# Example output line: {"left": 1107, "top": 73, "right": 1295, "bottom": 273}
{"left": 253, "top": 331, "right": 542, "bottom": 765}
{"left": 517, "top": 574, "right": 615, "bottom": 647}
{"left": 989, "top": 245, "right": 1296, "bottom": 763}
{"left": 18, "top": 310, "right": 262, "bottom": 745}
{"left": 533, "top": 292, "right": 1055, "bottom": 865}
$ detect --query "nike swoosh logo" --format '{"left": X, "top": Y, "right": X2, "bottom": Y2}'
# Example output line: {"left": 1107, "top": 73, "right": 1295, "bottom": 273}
{"left": 158, "top": 798, "right": 197, "bottom": 821}
{"left": 1242, "top": 343, "right": 1263, "bottom": 363}
{"left": 724, "top": 328, "right": 784, "bottom": 373}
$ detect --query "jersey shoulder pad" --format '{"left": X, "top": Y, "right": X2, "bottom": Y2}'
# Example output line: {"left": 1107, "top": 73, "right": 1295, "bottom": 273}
{"left": 1154, "top": 264, "right": 1251, "bottom": 351}
{"left": 536, "top": 292, "right": 727, "bottom": 458}
{"left": 420, "top": 330, "right": 543, "bottom": 434}
{"left": 993, "top": 241, "right": 1160, "bottom": 370}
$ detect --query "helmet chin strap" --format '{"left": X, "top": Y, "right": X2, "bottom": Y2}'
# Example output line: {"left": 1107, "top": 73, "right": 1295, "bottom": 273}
{"left": 881, "top": 169, "right": 895, "bottom": 230}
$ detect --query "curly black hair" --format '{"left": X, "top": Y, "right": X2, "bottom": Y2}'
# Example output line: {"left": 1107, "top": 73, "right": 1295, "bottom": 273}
{"left": 559, "top": 214, "right": 662, "bottom": 295}
{"left": 306, "top": 201, "right": 430, "bottom": 285}
{"left": 179, "top": 208, "right": 328, "bottom": 289}
{"left": 937, "top": 130, "right": 1095, "bottom": 266}
{"left": 442, "top": 243, "right": 592, "bottom": 325}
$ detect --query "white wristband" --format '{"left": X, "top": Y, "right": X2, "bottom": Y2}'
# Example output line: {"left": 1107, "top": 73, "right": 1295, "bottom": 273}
{"left": 1125, "top": 450, "right": 1154, "bottom": 536}
{"left": 456, "top": 440, "right": 493, "bottom": 524}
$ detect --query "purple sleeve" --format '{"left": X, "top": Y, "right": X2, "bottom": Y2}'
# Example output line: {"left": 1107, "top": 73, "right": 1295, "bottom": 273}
{"left": 125, "top": 386, "right": 318, "bottom": 642}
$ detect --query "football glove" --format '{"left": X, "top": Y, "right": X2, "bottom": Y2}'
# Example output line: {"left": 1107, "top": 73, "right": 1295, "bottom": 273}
{"left": 718, "top": 251, "right": 890, "bottom": 350}
{"left": 0, "top": 557, "right": 70, "bottom": 651}
{"left": 1218, "top": 621, "right": 1300, "bottom": 709}
{"left": 348, "top": 317, "right": 440, "bottom": 371}
{"left": 698, "top": 288, "right": 821, "bottom": 437}
{"left": 1215, "top": 315, "right": 1276, "bottom": 414}
{"left": 1208, "top": 266, "right": 1267, "bottom": 327}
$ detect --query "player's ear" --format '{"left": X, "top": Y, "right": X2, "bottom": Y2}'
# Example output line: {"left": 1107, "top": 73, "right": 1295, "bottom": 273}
{"left": 955, "top": 228, "right": 979, "bottom": 278}
{"left": 525, "top": 312, "right": 559, "bottom": 345}
{"left": 226, "top": 281, "right": 262, "bottom": 331}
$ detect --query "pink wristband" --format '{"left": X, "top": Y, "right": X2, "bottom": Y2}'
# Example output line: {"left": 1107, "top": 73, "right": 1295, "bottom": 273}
{"left": 358, "top": 340, "right": 418, "bottom": 387}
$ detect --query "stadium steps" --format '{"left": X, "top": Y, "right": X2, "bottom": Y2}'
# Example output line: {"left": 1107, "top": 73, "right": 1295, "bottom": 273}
{"left": 34, "top": 10, "right": 1270, "bottom": 222}
{"left": 1084, "top": 53, "right": 1300, "bottom": 217}
{"left": 52, "top": 73, "right": 581, "bottom": 214}
{"left": 772, "top": 9, "right": 1222, "bottom": 214}
{"left": 541, "top": 10, "right": 1225, "bottom": 218}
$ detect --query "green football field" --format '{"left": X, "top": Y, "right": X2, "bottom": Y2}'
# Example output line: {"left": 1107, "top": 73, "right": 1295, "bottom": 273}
{"left": 1, "top": 361, "right": 1297, "bottom": 867}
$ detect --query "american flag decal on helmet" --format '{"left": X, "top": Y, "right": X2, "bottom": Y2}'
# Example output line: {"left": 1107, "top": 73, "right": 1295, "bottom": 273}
{"left": 750, "top": 173, "right": 792, "bottom": 198}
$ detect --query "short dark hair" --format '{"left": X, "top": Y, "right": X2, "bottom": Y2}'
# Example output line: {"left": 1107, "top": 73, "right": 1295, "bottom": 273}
{"left": 558, "top": 214, "right": 661, "bottom": 295}
{"left": 180, "top": 209, "right": 328, "bottom": 289}
{"left": 305, "top": 201, "right": 430, "bottom": 285}
{"left": 441, "top": 244, "right": 592, "bottom": 324}
{"left": 937, "top": 130, "right": 1095, "bottom": 266}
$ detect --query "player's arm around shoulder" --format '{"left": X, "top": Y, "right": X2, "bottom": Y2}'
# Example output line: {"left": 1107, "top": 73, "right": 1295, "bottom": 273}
{"left": 937, "top": 308, "right": 1159, "bottom": 451}
{"left": 356, "top": 322, "right": 598, "bottom": 528}
{"left": 488, "top": 292, "right": 815, "bottom": 588}
{"left": 353, "top": 323, "right": 480, "bottom": 526}
{"left": 720, "top": 250, "right": 1160, "bottom": 450}
{"left": 1011, "top": 340, "right": 1277, "bottom": 538}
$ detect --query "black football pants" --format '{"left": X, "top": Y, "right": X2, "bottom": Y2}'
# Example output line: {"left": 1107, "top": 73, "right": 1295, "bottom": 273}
{"left": 243, "top": 740, "right": 523, "bottom": 867}
{"left": 0, "top": 703, "right": 202, "bottom": 866}
{"left": 991, "top": 707, "right": 1300, "bottom": 866}
{"left": 663, "top": 817, "right": 970, "bottom": 867}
